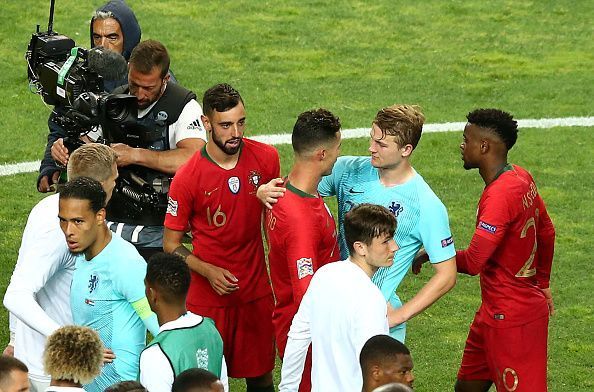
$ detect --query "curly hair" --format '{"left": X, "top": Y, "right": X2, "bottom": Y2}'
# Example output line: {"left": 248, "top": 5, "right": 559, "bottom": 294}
{"left": 373, "top": 104, "right": 425, "bottom": 150}
{"left": 43, "top": 326, "right": 103, "bottom": 385}
{"left": 466, "top": 108, "right": 518, "bottom": 150}
{"left": 146, "top": 252, "right": 191, "bottom": 303}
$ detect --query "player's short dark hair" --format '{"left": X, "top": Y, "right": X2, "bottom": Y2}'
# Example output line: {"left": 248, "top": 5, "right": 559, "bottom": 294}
{"left": 129, "top": 39, "right": 170, "bottom": 78}
{"left": 344, "top": 204, "right": 396, "bottom": 255}
{"left": 105, "top": 381, "right": 148, "bottom": 392}
{"left": 172, "top": 368, "right": 220, "bottom": 392}
{"left": 466, "top": 108, "right": 518, "bottom": 150}
{"left": 292, "top": 108, "right": 341, "bottom": 155}
{"left": 203, "top": 83, "right": 244, "bottom": 116}
{"left": 360, "top": 334, "right": 410, "bottom": 375}
{"left": 373, "top": 105, "right": 425, "bottom": 150}
{"left": 146, "top": 252, "right": 191, "bottom": 303}
{"left": 372, "top": 383, "right": 413, "bottom": 392}
{"left": 0, "top": 356, "right": 28, "bottom": 389}
{"left": 59, "top": 177, "right": 106, "bottom": 213}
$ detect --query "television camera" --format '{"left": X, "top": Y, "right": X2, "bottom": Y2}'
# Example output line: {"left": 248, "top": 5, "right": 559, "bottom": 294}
{"left": 26, "top": 0, "right": 172, "bottom": 225}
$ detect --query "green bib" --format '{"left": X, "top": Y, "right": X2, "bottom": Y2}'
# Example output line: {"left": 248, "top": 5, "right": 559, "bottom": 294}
{"left": 145, "top": 316, "right": 224, "bottom": 377}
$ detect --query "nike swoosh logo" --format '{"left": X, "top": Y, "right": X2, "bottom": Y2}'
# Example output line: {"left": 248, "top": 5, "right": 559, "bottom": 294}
{"left": 205, "top": 187, "right": 219, "bottom": 197}
{"left": 349, "top": 187, "right": 364, "bottom": 194}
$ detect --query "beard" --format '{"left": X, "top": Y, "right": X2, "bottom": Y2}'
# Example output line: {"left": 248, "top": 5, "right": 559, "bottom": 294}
{"left": 212, "top": 132, "right": 243, "bottom": 156}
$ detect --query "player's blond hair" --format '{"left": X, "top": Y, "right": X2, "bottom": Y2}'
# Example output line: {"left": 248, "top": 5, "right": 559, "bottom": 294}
{"left": 373, "top": 104, "right": 425, "bottom": 150}
{"left": 43, "top": 325, "right": 103, "bottom": 385}
{"left": 67, "top": 143, "right": 116, "bottom": 182}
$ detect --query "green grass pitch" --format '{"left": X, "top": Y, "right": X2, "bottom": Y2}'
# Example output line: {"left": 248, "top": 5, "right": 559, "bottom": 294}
{"left": 0, "top": 1, "right": 592, "bottom": 391}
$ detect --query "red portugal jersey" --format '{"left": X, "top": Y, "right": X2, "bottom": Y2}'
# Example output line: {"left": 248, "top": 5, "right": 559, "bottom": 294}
{"left": 165, "top": 139, "right": 280, "bottom": 307}
{"left": 265, "top": 181, "right": 340, "bottom": 357}
{"left": 459, "top": 164, "right": 555, "bottom": 327}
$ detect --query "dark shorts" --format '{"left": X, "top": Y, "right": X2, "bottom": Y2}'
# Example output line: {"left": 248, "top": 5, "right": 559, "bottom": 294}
{"left": 458, "top": 312, "right": 549, "bottom": 391}
{"left": 189, "top": 295, "right": 276, "bottom": 378}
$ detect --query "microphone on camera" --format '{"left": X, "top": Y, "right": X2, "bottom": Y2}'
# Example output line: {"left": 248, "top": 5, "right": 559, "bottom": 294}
{"left": 88, "top": 47, "right": 128, "bottom": 91}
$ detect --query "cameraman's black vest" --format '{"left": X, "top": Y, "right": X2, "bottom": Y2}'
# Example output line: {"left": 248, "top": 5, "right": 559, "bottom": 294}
{"left": 107, "top": 82, "right": 196, "bottom": 226}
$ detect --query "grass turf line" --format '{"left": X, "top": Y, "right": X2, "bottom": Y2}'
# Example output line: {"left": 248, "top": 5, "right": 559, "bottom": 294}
{"left": 0, "top": 0, "right": 592, "bottom": 390}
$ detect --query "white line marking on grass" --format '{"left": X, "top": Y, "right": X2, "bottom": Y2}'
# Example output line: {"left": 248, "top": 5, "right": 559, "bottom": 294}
{"left": 2, "top": 116, "right": 593, "bottom": 177}
{"left": 0, "top": 161, "right": 42, "bottom": 177}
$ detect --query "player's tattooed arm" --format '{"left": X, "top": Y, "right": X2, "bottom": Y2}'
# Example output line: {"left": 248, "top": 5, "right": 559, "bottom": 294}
{"left": 173, "top": 245, "right": 192, "bottom": 261}
{"left": 164, "top": 228, "right": 238, "bottom": 296}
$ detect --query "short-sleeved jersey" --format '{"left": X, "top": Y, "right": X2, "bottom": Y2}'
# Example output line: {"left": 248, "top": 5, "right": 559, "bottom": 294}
{"left": 70, "top": 234, "right": 148, "bottom": 392}
{"left": 318, "top": 156, "right": 455, "bottom": 307}
{"left": 265, "top": 181, "right": 340, "bottom": 357}
{"left": 471, "top": 164, "right": 555, "bottom": 328}
{"left": 165, "top": 139, "right": 280, "bottom": 307}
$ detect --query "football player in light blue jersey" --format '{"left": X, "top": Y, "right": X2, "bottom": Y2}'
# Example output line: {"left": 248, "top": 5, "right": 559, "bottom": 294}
{"left": 58, "top": 177, "right": 159, "bottom": 392}
{"left": 259, "top": 105, "right": 456, "bottom": 342}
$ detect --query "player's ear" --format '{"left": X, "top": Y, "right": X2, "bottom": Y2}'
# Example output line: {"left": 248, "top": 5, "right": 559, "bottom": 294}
{"left": 401, "top": 143, "right": 414, "bottom": 158}
{"left": 146, "top": 285, "right": 157, "bottom": 304}
{"left": 96, "top": 208, "right": 107, "bottom": 225}
{"left": 353, "top": 241, "right": 367, "bottom": 257}
{"left": 480, "top": 139, "right": 489, "bottom": 154}
{"left": 201, "top": 115, "right": 211, "bottom": 132}
{"left": 317, "top": 147, "right": 327, "bottom": 162}
{"left": 371, "top": 364, "right": 382, "bottom": 381}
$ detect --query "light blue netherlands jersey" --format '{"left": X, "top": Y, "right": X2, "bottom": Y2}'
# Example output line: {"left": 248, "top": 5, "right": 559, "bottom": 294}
{"left": 71, "top": 234, "right": 148, "bottom": 392}
{"left": 318, "top": 156, "right": 455, "bottom": 340}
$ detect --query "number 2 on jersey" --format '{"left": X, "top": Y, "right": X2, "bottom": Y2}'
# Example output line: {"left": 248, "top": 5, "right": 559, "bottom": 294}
{"left": 516, "top": 208, "right": 539, "bottom": 278}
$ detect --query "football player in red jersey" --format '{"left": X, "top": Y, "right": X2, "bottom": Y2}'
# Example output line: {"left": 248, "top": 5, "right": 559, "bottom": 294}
{"left": 453, "top": 109, "right": 556, "bottom": 392}
{"left": 265, "top": 108, "right": 342, "bottom": 391}
{"left": 163, "top": 84, "right": 280, "bottom": 392}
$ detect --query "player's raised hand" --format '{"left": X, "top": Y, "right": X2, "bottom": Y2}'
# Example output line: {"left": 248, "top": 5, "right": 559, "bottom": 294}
{"left": 257, "top": 178, "right": 286, "bottom": 209}
{"left": 51, "top": 138, "right": 69, "bottom": 166}
{"left": 204, "top": 264, "right": 239, "bottom": 295}
{"left": 542, "top": 288, "right": 555, "bottom": 315}
{"left": 103, "top": 348, "right": 116, "bottom": 363}
{"left": 412, "top": 248, "right": 429, "bottom": 274}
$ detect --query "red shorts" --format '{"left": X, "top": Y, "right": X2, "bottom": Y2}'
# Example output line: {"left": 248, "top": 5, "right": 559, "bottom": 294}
{"left": 458, "top": 312, "right": 549, "bottom": 391}
{"left": 189, "top": 295, "right": 276, "bottom": 378}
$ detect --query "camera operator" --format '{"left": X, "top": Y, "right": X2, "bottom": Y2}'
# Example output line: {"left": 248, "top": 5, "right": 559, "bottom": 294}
{"left": 37, "top": 0, "right": 142, "bottom": 193}
{"left": 52, "top": 39, "right": 207, "bottom": 259}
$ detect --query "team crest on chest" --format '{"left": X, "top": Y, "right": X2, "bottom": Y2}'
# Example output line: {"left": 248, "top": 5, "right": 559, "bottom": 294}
{"left": 228, "top": 176, "right": 240, "bottom": 194}
{"left": 388, "top": 201, "right": 404, "bottom": 217}
{"left": 248, "top": 170, "right": 262, "bottom": 188}
{"left": 88, "top": 274, "right": 99, "bottom": 293}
